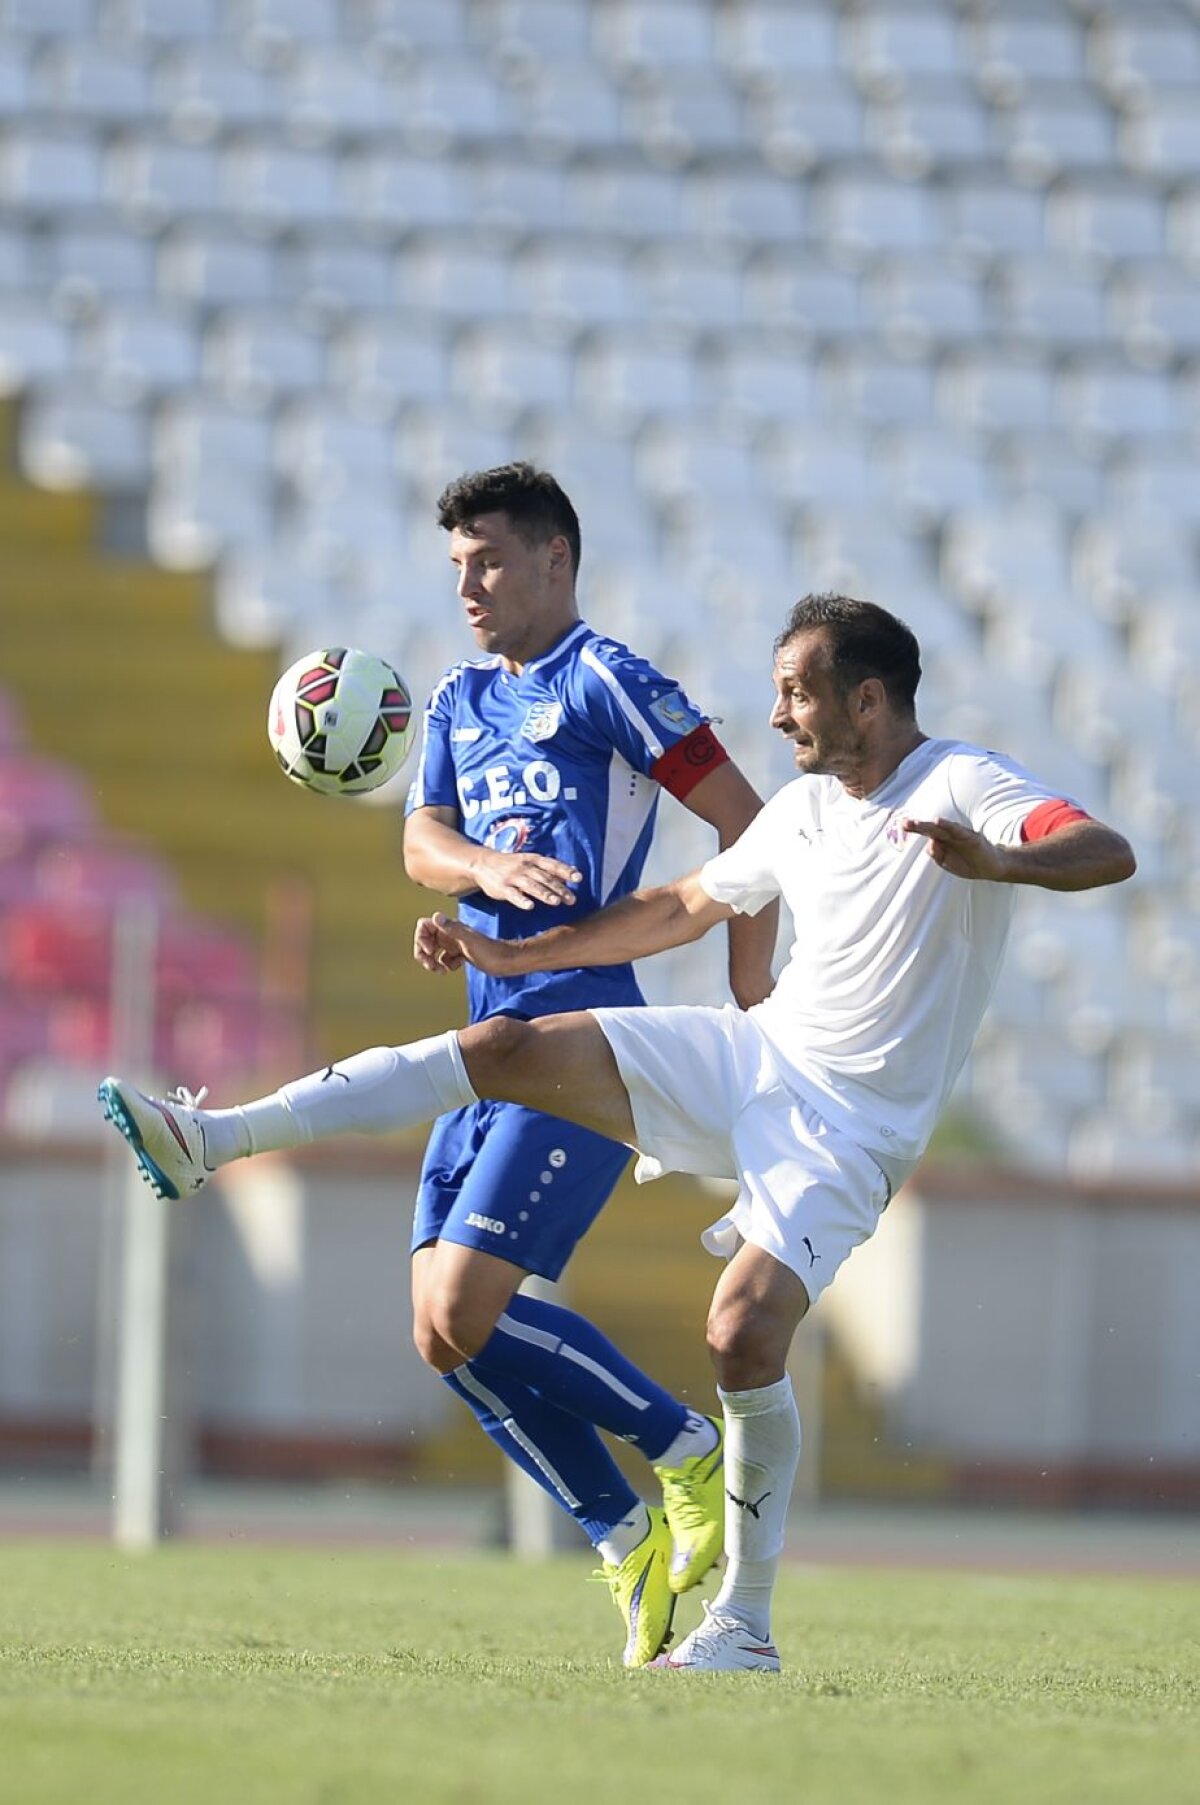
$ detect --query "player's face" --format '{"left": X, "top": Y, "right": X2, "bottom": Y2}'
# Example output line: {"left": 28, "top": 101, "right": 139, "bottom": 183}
{"left": 448, "top": 512, "right": 571, "bottom": 667}
{"left": 769, "top": 631, "right": 871, "bottom": 782}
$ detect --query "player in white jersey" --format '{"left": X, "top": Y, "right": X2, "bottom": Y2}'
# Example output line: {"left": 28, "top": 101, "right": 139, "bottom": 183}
{"left": 99, "top": 595, "right": 1135, "bottom": 1672}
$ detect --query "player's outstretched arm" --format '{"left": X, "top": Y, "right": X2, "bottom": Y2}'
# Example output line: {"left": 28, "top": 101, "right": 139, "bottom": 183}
{"left": 414, "top": 869, "right": 734, "bottom": 978}
{"left": 679, "top": 762, "right": 777, "bottom": 1009}
{"left": 904, "top": 817, "right": 1136, "bottom": 890}
{"left": 403, "top": 804, "right": 582, "bottom": 910}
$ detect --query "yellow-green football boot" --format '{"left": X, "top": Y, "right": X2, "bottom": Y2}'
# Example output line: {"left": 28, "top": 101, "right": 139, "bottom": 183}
{"left": 599, "top": 1506, "right": 676, "bottom": 1668}
{"left": 655, "top": 1415, "right": 725, "bottom": 1595}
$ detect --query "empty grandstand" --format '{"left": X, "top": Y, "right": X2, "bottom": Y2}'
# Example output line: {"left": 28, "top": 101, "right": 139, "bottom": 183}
{"left": 0, "top": 0, "right": 1197, "bottom": 1178}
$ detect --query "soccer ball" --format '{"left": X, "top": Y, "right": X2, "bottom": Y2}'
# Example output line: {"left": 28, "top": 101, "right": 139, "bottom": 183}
{"left": 267, "top": 647, "right": 416, "bottom": 796}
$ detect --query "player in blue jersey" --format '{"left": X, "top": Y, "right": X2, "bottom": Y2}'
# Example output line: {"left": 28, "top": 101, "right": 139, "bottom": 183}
{"left": 402, "top": 463, "right": 776, "bottom": 1665}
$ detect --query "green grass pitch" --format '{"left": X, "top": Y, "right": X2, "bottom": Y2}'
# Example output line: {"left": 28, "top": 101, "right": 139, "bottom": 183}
{"left": 2, "top": 1541, "right": 1197, "bottom": 1805}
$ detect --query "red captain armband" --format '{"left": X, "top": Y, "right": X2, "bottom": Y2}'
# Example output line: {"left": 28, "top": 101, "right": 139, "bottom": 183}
{"left": 650, "top": 724, "right": 730, "bottom": 801}
{"left": 1021, "top": 799, "right": 1092, "bottom": 843}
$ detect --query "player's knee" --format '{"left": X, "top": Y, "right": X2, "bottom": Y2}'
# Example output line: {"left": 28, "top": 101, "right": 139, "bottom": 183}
{"left": 705, "top": 1298, "right": 777, "bottom": 1390}
{"left": 426, "top": 1289, "right": 499, "bottom": 1364}
{"left": 411, "top": 1302, "right": 461, "bottom": 1375}
{"left": 460, "top": 1014, "right": 535, "bottom": 1095}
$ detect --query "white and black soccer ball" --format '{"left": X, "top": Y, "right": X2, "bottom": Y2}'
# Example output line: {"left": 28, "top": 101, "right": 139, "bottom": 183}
{"left": 267, "top": 647, "right": 416, "bottom": 796}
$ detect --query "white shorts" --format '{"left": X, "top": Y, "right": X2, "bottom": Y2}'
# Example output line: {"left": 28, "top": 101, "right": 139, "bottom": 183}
{"left": 591, "top": 1002, "right": 892, "bottom": 1301}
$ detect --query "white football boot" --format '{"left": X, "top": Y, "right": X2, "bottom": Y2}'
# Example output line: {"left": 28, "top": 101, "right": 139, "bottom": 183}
{"left": 98, "top": 1077, "right": 214, "bottom": 1200}
{"left": 650, "top": 1601, "right": 782, "bottom": 1673}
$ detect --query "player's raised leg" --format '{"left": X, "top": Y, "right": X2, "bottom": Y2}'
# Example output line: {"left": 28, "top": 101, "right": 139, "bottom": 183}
{"left": 98, "top": 1014, "right": 636, "bottom": 1202}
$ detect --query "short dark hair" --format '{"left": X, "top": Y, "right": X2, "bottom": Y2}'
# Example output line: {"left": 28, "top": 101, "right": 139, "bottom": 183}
{"left": 436, "top": 462, "right": 581, "bottom": 575}
{"left": 775, "top": 593, "right": 922, "bottom": 715}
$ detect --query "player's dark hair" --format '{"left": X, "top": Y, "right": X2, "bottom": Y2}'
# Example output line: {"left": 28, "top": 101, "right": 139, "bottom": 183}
{"left": 436, "top": 462, "right": 582, "bottom": 576}
{"left": 775, "top": 594, "right": 922, "bottom": 716}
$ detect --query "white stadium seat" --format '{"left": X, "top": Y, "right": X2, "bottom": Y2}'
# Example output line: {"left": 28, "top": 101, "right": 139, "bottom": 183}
{"left": 330, "top": 317, "right": 453, "bottom": 414}
{"left": 108, "top": 0, "right": 220, "bottom": 40}
{"left": 47, "top": 225, "right": 156, "bottom": 313}
{"left": 20, "top": 383, "right": 150, "bottom": 489}
{"left": 938, "top": 349, "right": 1055, "bottom": 433}
{"left": 993, "top": 257, "right": 1109, "bottom": 348}
{"left": 402, "top": 235, "right": 516, "bottom": 322}
{"left": 634, "top": 244, "right": 743, "bottom": 331}
{"left": 1046, "top": 178, "right": 1166, "bottom": 261}
{"left": 681, "top": 165, "right": 806, "bottom": 244}
{"left": 106, "top": 135, "right": 220, "bottom": 225}
{"left": 814, "top": 169, "right": 943, "bottom": 261}
{"left": 452, "top": 323, "right": 574, "bottom": 418}
{"left": 154, "top": 393, "right": 274, "bottom": 477}
{"left": 476, "top": 1, "right": 591, "bottom": 64}
{"left": 943, "top": 171, "right": 1045, "bottom": 259}
{"left": 356, "top": 0, "right": 471, "bottom": 59}
{"left": 203, "top": 309, "right": 325, "bottom": 405}
{"left": 274, "top": 401, "right": 395, "bottom": 497}
{"left": 153, "top": 44, "right": 282, "bottom": 140}
{"left": 4, "top": 0, "right": 96, "bottom": 32}
{"left": 1073, "top": 508, "right": 1199, "bottom": 624}
{"left": 1110, "top": 445, "right": 1200, "bottom": 525}
{"left": 593, "top": 0, "right": 716, "bottom": 72}
{"left": 970, "top": 11, "right": 1087, "bottom": 100}
{"left": 85, "top": 300, "right": 201, "bottom": 398}
{"left": 709, "top": 342, "right": 816, "bottom": 423}
{"left": 994, "top": 431, "right": 1107, "bottom": 516}
{"left": 844, "top": 5, "right": 969, "bottom": 95}
{"left": 747, "top": 77, "right": 866, "bottom": 174}
{"left": 147, "top": 467, "right": 273, "bottom": 569}
{"left": 1120, "top": 98, "right": 1200, "bottom": 182}
{"left": 875, "top": 426, "right": 998, "bottom": 524}
{"left": 0, "top": 304, "right": 73, "bottom": 391}
{"left": 759, "top": 421, "right": 875, "bottom": 509}
{"left": 511, "top": 59, "right": 625, "bottom": 155}
{"left": 862, "top": 256, "right": 989, "bottom": 346}
{"left": 235, "top": 0, "right": 341, "bottom": 61}
{"left": 820, "top": 346, "right": 936, "bottom": 425}
{"left": 576, "top": 329, "right": 696, "bottom": 424}
{"left": 158, "top": 227, "right": 277, "bottom": 307}
{"left": 865, "top": 81, "right": 993, "bottom": 175}
{"left": 341, "top": 148, "right": 469, "bottom": 235}
{"left": 283, "top": 235, "right": 394, "bottom": 314}
{"left": 1089, "top": 12, "right": 1200, "bottom": 103}
{"left": 716, "top": 3, "right": 841, "bottom": 81}
{"left": 34, "top": 41, "right": 154, "bottom": 124}
{"left": 995, "top": 85, "right": 1118, "bottom": 185}
{"left": 282, "top": 48, "right": 398, "bottom": 144}
{"left": 1057, "top": 358, "right": 1180, "bottom": 443}
{"left": 1110, "top": 262, "right": 1200, "bottom": 362}
{"left": 220, "top": 140, "right": 342, "bottom": 231}
{"left": 626, "top": 70, "right": 746, "bottom": 165}
{"left": 0, "top": 125, "right": 103, "bottom": 211}
{"left": 742, "top": 254, "right": 862, "bottom": 336}
{"left": 568, "top": 161, "right": 681, "bottom": 240}
{"left": 514, "top": 242, "right": 640, "bottom": 330}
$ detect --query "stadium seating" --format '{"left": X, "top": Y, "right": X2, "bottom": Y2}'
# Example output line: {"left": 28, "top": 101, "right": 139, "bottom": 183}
{"left": 0, "top": 0, "right": 1195, "bottom": 1177}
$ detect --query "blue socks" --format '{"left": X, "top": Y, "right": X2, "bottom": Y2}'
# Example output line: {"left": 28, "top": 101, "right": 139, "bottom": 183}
{"left": 443, "top": 1291, "right": 691, "bottom": 1547}
{"left": 443, "top": 1366, "right": 639, "bottom": 1546}
{"left": 471, "top": 1291, "right": 687, "bottom": 1460}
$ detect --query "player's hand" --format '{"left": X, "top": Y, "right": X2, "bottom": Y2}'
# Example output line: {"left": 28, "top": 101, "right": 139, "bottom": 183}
{"left": 470, "top": 849, "right": 582, "bottom": 911}
{"left": 904, "top": 817, "right": 1009, "bottom": 882}
{"left": 413, "top": 913, "right": 516, "bottom": 976}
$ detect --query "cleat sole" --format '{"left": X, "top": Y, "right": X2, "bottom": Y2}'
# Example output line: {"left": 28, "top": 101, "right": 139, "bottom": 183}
{"left": 97, "top": 1080, "right": 180, "bottom": 1202}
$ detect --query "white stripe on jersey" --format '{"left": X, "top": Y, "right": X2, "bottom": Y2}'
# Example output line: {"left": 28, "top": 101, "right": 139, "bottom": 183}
{"left": 598, "top": 751, "right": 657, "bottom": 905}
{"left": 580, "top": 643, "right": 665, "bottom": 759}
{"left": 409, "top": 664, "right": 464, "bottom": 808}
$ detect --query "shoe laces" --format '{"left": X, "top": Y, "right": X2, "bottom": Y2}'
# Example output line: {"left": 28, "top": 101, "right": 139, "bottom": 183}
{"left": 166, "top": 1084, "right": 208, "bottom": 1111}
{"left": 682, "top": 1600, "right": 750, "bottom": 1656}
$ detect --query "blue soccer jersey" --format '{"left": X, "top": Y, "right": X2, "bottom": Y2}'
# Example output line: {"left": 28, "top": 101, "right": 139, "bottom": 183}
{"left": 406, "top": 620, "right": 725, "bottom": 1023}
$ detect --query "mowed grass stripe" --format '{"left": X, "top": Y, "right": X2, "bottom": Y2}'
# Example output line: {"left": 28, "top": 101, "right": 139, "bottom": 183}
{"left": 1, "top": 1543, "right": 1197, "bottom": 1805}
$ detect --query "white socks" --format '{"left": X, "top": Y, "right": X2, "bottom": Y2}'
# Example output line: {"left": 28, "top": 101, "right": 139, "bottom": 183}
{"left": 711, "top": 1374, "right": 802, "bottom": 1642}
{"left": 654, "top": 1411, "right": 720, "bottom": 1470}
{"left": 200, "top": 1034, "right": 477, "bottom": 1165}
{"left": 596, "top": 1502, "right": 652, "bottom": 1568}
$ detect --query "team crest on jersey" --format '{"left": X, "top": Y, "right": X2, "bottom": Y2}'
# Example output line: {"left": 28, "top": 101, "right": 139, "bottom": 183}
{"left": 522, "top": 700, "right": 563, "bottom": 743}
{"left": 649, "top": 690, "right": 701, "bottom": 734}
{"left": 486, "top": 816, "right": 532, "bottom": 853}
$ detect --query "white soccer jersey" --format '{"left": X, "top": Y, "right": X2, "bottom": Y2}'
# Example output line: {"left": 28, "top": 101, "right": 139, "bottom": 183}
{"left": 698, "top": 738, "right": 1073, "bottom": 1172}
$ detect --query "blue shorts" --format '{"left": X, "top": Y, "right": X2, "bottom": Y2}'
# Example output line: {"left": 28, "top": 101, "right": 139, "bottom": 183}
{"left": 411, "top": 1100, "right": 631, "bottom": 1281}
